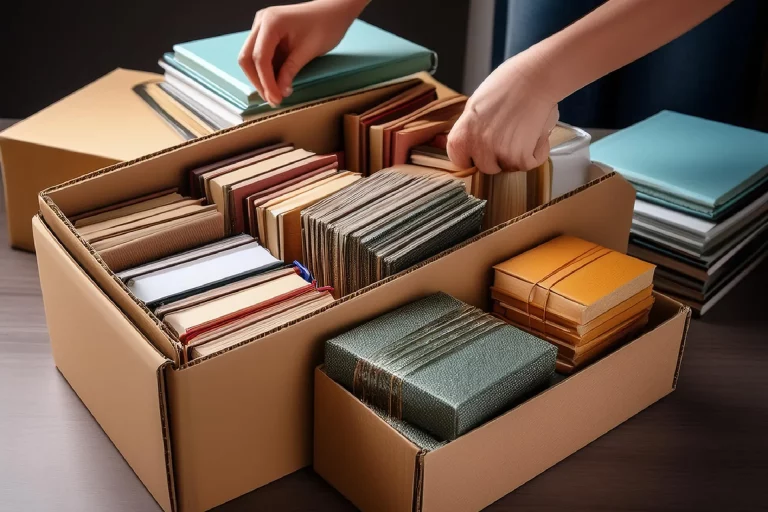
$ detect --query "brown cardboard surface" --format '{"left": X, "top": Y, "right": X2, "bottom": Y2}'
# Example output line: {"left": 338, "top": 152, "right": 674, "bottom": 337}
{"left": 33, "top": 71, "right": 634, "bottom": 510}
{"left": 0, "top": 69, "right": 182, "bottom": 251}
{"left": 314, "top": 294, "right": 689, "bottom": 512}
{"left": 32, "top": 216, "right": 176, "bottom": 512}
{"left": 315, "top": 368, "right": 420, "bottom": 512}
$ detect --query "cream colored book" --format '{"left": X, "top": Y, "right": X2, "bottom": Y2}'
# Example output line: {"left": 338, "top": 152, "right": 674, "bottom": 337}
{"left": 72, "top": 190, "right": 183, "bottom": 228}
{"left": 208, "top": 149, "right": 314, "bottom": 213}
{"left": 264, "top": 174, "right": 362, "bottom": 259}
{"left": 163, "top": 272, "right": 311, "bottom": 341}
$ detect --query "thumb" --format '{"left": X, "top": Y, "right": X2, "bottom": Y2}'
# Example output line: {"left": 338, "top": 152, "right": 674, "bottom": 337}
{"left": 276, "top": 46, "right": 315, "bottom": 98}
{"left": 446, "top": 124, "right": 473, "bottom": 170}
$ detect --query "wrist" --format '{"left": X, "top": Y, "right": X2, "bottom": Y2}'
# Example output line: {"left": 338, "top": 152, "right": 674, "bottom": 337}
{"left": 317, "top": 0, "right": 369, "bottom": 22}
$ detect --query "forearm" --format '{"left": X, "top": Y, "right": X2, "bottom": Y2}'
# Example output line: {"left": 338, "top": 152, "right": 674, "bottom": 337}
{"left": 318, "top": 0, "right": 370, "bottom": 22}
{"left": 519, "top": 0, "right": 734, "bottom": 101}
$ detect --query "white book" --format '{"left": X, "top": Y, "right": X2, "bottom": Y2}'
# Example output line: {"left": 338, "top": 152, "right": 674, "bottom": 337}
{"left": 633, "top": 189, "right": 768, "bottom": 245}
{"left": 128, "top": 243, "right": 280, "bottom": 305}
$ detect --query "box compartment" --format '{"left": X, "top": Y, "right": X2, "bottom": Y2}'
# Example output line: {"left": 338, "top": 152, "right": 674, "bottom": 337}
{"left": 314, "top": 293, "right": 689, "bottom": 512}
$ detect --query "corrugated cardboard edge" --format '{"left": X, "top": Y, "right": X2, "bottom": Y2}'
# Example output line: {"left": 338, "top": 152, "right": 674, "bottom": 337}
{"left": 180, "top": 170, "right": 619, "bottom": 368}
{"left": 413, "top": 451, "right": 427, "bottom": 512}
{"left": 156, "top": 361, "right": 178, "bottom": 512}
{"left": 39, "top": 196, "right": 184, "bottom": 364}
{"left": 32, "top": 216, "right": 178, "bottom": 512}
{"left": 40, "top": 73, "right": 443, "bottom": 196}
{"left": 672, "top": 305, "right": 692, "bottom": 389}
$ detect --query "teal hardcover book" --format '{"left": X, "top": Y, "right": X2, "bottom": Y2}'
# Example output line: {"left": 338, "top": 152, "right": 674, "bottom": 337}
{"left": 591, "top": 110, "right": 768, "bottom": 220}
{"left": 170, "top": 19, "right": 437, "bottom": 115}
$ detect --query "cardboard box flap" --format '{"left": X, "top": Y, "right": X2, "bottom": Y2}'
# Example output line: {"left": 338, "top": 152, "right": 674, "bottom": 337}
{"left": 314, "top": 368, "right": 421, "bottom": 512}
{"left": 419, "top": 293, "right": 687, "bottom": 512}
{"left": 38, "top": 196, "right": 182, "bottom": 364}
{"left": 32, "top": 216, "right": 176, "bottom": 512}
{"left": 40, "top": 77, "right": 436, "bottom": 217}
{"left": 0, "top": 69, "right": 181, "bottom": 161}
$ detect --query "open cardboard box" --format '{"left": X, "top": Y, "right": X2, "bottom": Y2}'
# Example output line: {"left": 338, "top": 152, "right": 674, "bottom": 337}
{"left": 31, "top": 72, "right": 686, "bottom": 511}
{"left": 0, "top": 69, "right": 184, "bottom": 252}
{"left": 314, "top": 290, "right": 688, "bottom": 512}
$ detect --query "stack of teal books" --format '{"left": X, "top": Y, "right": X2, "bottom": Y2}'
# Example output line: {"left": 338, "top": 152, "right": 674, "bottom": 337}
{"left": 146, "top": 19, "right": 436, "bottom": 135}
{"left": 592, "top": 110, "right": 768, "bottom": 315}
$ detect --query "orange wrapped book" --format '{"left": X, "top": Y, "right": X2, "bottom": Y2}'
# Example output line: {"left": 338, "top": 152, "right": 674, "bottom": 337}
{"left": 492, "top": 235, "right": 656, "bottom": 373}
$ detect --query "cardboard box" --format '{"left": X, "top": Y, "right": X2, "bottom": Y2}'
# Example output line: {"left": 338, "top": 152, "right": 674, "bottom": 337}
{"left": 0, "top": 69, "right": 184, "bottom": 251}
{"left": 33, "top": 74, "right": 643, "bottom": 511}
{"left": 313, "top": 290, "right": 688, "bottom": 512}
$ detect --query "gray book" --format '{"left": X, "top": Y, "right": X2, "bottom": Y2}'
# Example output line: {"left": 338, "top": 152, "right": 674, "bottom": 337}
{"left": 325, "top": 293, "right": 557, "bottom": 441}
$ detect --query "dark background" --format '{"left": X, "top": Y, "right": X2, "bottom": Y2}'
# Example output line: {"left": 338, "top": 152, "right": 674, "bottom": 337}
{"left": 0, "top": 0, "right": 469, "bottom": 118}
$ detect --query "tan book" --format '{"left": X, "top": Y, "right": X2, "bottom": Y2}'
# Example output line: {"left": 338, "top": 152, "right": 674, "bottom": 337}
{"left": 153, "top": 267, "right": 296, "bottom": 318}
{"left": 188, "top": 290, "right": 335, "bottom": 359}
{"left": 265, "top": 174, "right": 362, "bottom": 261}
{"left": 85, "top": 204, "right": 218, "bottom": 244}
{"left": 97, "top": 210, "right": 225, "bottom": 272}
{"left": 208, "top": 148, "right": 314, "bottom": 219}
{"left": 79, "top": 198, "right": 204, "bottom": 238}
{"left": 492, "top": 290, "right": 654, "bottom": 345}
{"left": 202, "top": 145, "right": 295, "bottom": 202}
{"left": 72, "top": 190, "right": 182, "bottom": 227}
{"left": 247, "top": 168, "right": 340, "bottom": 239}
{"left": 163, "top": 272, "right": 312, "bottom": 342}
{"left": 493, "top": 236, "right": 655, "bottom": 325}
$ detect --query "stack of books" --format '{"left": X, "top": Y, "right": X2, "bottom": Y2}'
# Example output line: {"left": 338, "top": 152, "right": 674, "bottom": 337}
{"left": 491, "top": 236, "right": 656, "bottom": 374}
{"left": 71, "top": 189, "right": 225, "bottom": 271}
{"left": 118, "top": 234, "right": 333, "bottom": 361}
{"left": 302, "top": 167, "right": 486, "bottom": 297}
{"left": 592, "top": 111, "right": 768, "bottom": 315}
{"left": 188, "top": 142, "right": 360, "bottom": 262}
{"left": 139, "top": 20, "right": 436, "bottom": 138}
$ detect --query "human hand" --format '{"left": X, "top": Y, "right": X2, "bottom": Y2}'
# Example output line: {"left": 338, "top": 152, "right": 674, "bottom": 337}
{"left": 239, "top": 0, "right": 368, "bottom": 107}
{"left": 447, "top": 53, "right": 559, "bottom": 174}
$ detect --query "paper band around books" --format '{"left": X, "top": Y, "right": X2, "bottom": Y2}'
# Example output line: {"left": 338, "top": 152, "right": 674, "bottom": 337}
{"left": 524, "top": 243, "right": 611, "bottom": 335}
{"left": 352, "top": 305, "right": 503, "bottom": 420}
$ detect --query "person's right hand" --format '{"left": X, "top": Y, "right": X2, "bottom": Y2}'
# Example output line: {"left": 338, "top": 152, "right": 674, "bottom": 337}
{"left": 239, "top": 0, "right": 367, "bottom": 107}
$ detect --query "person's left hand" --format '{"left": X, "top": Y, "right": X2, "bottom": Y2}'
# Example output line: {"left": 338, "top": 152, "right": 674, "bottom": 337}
{"left": 447, "top": 53, "right": 559, "bottom": 174}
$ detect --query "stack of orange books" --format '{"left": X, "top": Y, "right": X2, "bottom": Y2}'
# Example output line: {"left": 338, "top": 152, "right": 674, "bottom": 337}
{"left": 491, "top": 236, "right": 656, "bottom": 373}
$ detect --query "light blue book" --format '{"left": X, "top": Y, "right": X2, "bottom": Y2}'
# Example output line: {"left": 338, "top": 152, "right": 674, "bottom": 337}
{"left": 591, "top": 110, "right": 768, "bottom": 220}
{"left": 169, "top": 19, "right": 437, "bottom": 115}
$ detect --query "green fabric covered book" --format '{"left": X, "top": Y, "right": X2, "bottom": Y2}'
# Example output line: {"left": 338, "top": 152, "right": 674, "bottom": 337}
{"left": 324, "top": 293, "right": 556, "bottom": 441}
{"left": 167, "top": 19, "right": 437, "bottom": 115}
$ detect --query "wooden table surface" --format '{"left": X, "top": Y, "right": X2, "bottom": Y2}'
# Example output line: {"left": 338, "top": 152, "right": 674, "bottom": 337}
{"left": 1, "top": 120, "right": 766, "bottom": 511}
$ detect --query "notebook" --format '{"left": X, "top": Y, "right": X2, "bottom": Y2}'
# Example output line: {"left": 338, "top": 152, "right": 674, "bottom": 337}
{"left": 167, "top": 19, "right": 437, "bottom": 114}
{"left": 590, "top": 110, "right": 768, "bottom": 219}
{"left": 126, "top": 240, "right": 283, "bottom": 307}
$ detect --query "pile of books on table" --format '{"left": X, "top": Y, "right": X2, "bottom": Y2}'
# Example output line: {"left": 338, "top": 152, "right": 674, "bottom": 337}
{"left": 592, "top": 111, "right": 768, "bottom": 315}
{"left": 136, "top": 20, "right": 436, "bottom": 138}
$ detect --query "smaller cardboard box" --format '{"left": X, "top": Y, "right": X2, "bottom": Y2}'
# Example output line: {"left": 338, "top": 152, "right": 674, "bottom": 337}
{"left": 314, "top": 299, "right": 688, "bottom": 512}
{"left": 0, "top": 69, "right": 183, "bottom": 251}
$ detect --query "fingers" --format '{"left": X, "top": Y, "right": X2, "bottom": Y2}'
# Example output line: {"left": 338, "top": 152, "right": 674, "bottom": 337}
{"left": 276, "top": 46, "right": 315, "bottom": 99}
{"left": 252, "top": 14, "right": 282, "bottom": 106}
{"left": 238, "top": 13, "right": 263, "bottom": 100}
{"left": 446, "top": 122, "right": 473, "bottom": 169}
